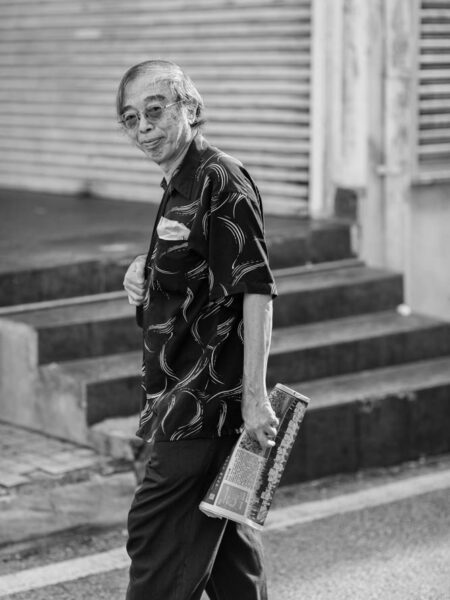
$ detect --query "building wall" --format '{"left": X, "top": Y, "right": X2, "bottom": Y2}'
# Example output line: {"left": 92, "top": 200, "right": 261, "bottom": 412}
{"left": 324, "top": 0, "right": 450, "bottom": 322}
{"left": 406, "top": 183, "right": 450, "bottom": 320}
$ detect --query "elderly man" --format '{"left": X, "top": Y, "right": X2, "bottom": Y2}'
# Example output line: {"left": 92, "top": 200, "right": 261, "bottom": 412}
{"left": 120, "top": 59, "right": 278, "bottom": 600}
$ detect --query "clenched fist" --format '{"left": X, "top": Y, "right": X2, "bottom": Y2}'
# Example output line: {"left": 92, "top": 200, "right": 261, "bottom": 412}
{"left": 123, "top": 254, "right": 147, "bottom": 306}
{"left": 242, "top": 392, "right": 279, "bottom": 450}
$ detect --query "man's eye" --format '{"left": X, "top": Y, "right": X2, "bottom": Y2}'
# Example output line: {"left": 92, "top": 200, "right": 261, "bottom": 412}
{"left": 145, "top": 105, "right": 163, "bottom": 118}
{"left": 123, "top": 114, "right": 138, "bottom": 127}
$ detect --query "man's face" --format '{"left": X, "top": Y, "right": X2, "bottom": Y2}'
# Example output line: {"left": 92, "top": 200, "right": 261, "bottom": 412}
{"left": 122, "top": 71, "right": 195, "bottom": 172}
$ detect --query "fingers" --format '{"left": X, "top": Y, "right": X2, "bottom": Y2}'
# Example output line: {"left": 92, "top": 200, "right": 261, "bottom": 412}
{"left": 255, "top": 430, "right": 276, "bottom": 450}
{"left": 260, "top": 403, "right": 279, "bottom": 428}
{"left": 127, "top": 293, "right": 145, "bottom": 306}
{"left": 242, "top": 395, "right": 279, "bottom": 449}
{"left": 124, "top": 280, "right": 145, "bottom": 305}
{"left": 248, "top": 421, "right": 279, "bottom": 450}
{"left": 124, "top": 256, "right": 146, "bottom": 285}
{"left": 123, "top": 256, "right": 147, "bottom": 306}
{"left": 124, "top": 269, "right": 145, "bottom": 290}
{"left": 124, "top": 279, "right": 145, "bottom": 295}
{"left": 262, "top": 424, "right": 278, "bottom": 448}
{"left": 261, "top": 413, "right": 279, "bottom": 446}
{"left": 264, "top": 425, "right": 278, "bottom": 439}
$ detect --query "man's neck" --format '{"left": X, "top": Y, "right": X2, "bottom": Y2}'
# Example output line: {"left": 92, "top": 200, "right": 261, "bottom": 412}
{"left": 161, "top": 133, "right": 197, "bottom": 182}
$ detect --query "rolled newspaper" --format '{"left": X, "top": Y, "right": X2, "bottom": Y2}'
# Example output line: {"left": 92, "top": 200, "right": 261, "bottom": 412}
{"left": 199, "top": 383, "right": 310, "bottom": 530}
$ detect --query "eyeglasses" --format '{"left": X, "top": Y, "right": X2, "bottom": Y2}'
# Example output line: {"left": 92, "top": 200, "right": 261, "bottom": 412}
{"left": 119, "top": 101, "right": 182, "bottom": 130}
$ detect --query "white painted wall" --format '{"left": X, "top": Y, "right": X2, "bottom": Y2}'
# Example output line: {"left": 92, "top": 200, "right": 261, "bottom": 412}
{"left": 406, "top": 184, "right": 450, "bottom": 320}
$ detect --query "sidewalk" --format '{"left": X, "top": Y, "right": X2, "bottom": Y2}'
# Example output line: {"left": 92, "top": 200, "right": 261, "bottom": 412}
{"left": 0, "top": 421, "right": 136, "bottom": 547}
{"left": 0, "top": 422, "right": 110, "bottom": 489}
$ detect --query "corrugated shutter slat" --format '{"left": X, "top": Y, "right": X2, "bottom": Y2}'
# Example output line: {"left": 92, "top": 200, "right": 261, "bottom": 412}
{"left": 417, "top": 1, "right": 450, "bottom": 171}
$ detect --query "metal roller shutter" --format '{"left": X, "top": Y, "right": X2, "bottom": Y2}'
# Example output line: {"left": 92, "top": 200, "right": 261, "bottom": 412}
{"left": 0, "top": 0, "right": 312, "bottom": 215}
{"left": 417, "top": 0, "right": 450, "bottom": 177}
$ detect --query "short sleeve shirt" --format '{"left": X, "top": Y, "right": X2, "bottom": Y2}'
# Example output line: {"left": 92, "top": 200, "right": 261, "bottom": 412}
{"left": 137, "top": 134, "right": 277, "bottom": 443}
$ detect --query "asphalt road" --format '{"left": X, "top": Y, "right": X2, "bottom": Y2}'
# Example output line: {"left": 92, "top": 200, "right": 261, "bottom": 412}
{"left": 1, "top": 469, "right": 449, "bottom": 600}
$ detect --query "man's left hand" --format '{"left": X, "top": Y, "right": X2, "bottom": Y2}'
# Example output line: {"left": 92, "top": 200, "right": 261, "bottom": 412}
{"left": 242, "top": 394, "right": 279, "bottom": 450}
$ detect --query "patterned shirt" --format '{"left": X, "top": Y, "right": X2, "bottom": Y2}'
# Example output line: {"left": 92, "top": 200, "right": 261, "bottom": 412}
{"left": 137, "top": 134, "right": 277, "bottom": 442}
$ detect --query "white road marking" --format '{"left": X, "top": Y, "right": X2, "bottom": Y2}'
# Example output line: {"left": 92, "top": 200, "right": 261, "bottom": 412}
{"left": 0, "top": 468, "right": 449, "bottom": 597}
{"left": 0, "top": 548, "right": 129, "bottom": 597}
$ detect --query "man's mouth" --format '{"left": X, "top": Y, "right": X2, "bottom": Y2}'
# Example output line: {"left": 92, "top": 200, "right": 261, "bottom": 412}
{"left": 141, "top": 138, "right": 163, "bottom": 149}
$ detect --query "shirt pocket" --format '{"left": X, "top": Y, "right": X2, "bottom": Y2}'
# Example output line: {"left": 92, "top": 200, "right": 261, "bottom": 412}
{"left": 152, "top": 239, "right": 206, "bottom": 294}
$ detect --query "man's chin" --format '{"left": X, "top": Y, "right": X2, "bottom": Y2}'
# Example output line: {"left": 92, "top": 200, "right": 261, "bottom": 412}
{"left": 141, "top": 146, "right": 164, "bottom": 163}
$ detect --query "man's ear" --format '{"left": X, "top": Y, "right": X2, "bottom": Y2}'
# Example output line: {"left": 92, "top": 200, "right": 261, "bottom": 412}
{"left": 186, "top": 102, "right": 198, "bottom": 125}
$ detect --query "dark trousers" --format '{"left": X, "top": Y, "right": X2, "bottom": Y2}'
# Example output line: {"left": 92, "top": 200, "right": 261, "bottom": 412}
{"left": 126, "top": 437, "right": 268, "bottom": 600}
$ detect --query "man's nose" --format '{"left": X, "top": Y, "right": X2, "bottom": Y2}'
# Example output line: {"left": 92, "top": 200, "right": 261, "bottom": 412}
{"left": 138, "top": 113, "right": 153, "bottom": 133}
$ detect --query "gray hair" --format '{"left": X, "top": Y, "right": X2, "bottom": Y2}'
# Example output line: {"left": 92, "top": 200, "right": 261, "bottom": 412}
{"left": 116, "top": 59, "right": 205, "bottom": 130}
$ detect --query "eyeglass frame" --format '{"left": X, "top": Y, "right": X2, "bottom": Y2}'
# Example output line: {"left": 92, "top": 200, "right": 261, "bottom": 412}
{"left": 118, "top": 100, "right": 184, "bottom": 130}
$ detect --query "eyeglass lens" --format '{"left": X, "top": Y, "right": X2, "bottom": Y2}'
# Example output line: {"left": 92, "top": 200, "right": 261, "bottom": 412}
{"left": 121, "top": 104, "right": 167, "bottom": 130}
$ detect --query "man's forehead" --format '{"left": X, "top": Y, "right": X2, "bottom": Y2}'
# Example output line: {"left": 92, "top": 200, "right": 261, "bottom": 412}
{"left": 123, "top": 75, "right": 173, "bottom": 106}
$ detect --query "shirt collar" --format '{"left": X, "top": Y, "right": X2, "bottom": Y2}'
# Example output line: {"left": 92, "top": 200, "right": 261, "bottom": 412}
{"left": 160, "top": 134, "right": 209, "bottom": 197}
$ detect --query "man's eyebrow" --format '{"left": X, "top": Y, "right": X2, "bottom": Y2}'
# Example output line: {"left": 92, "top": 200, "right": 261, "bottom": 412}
{"left": 144, "top": 94, "right": 167, "bottom": 103}
{"left": 121, "top": 94, "right": 167, "bottom": 113}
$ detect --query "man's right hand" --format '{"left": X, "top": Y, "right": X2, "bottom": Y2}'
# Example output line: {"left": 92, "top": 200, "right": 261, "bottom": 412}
{"left": 123, "top": 254, "right": 147, "bottom": 306}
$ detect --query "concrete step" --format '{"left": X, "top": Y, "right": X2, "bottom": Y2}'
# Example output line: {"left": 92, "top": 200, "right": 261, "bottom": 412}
{"left": 273, "top": 262, "right": 403, "bottom": 327}
{"left": 268, "top": 311, "right": 450, "bottom": 385}
{"left": 35, "top": 351, "right": 142, "bottom": 444}
{"left": 284, "top": 356, "right": 450, "bottom": 483}
{"left": 0, "top": 258, "right": 132, "bottom": 309}
{"left": 90, "top": 356, "right": 450, "bottom": 484}
{"left": 0, "top": 218, "right": 353, "bottom": 306}
{"left": 29, "top": 310, "right": 450, "bottom": 442}
{"left": 4, "top": 293, "right": 138, "bottom": 364}
{"left": 268, "top": 221, "right": 353, "bottom": 269}
{"left": 2, "top": 262, "right": 400, "bottom": 365}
